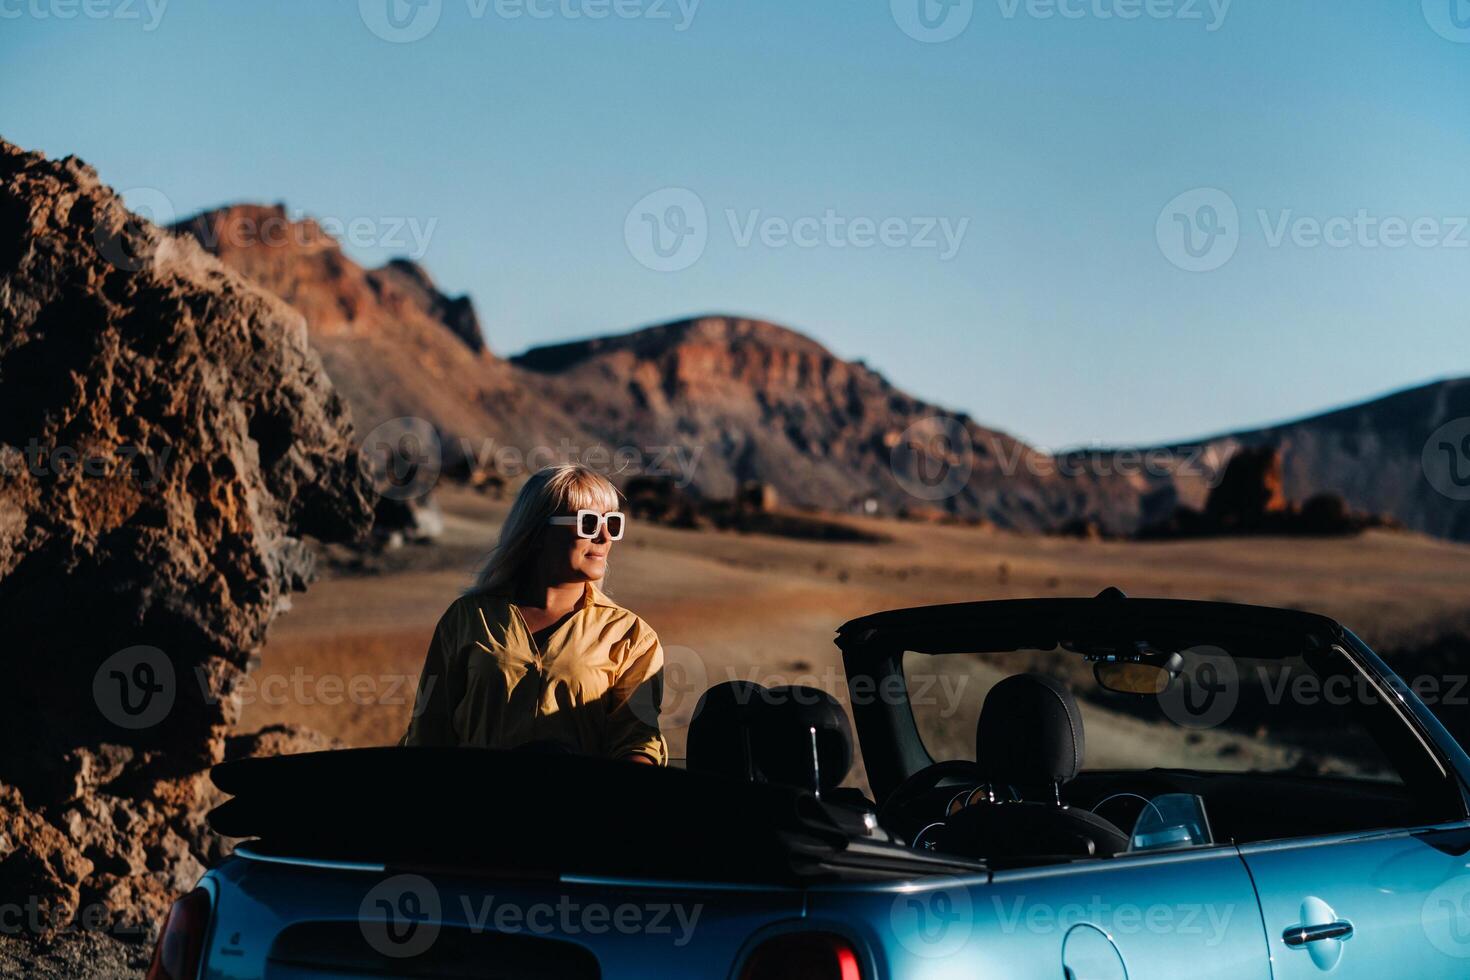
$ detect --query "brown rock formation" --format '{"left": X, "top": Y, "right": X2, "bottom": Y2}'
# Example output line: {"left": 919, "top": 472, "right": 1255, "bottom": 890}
{"left": 173, "top": 204, "right": 588, "bottom": 473}
{"left": 1204, "top": 445, "right": 1288, "bottom": 530}
{"left": 173, "top": 205, "right": 1470, "bottom": 543}
{"left": 1133, "top": 378, "right": 1470, "bottom": 542}
{"left": 156, "top": 206, "right": 1470, "bottom": 544}
{"left": 1139, "top": 446, "right": 1394, "bottom": 539}
{"left": 513, "top": 316, "right": 1137, "bottom": 531}
{"left": 0, "top": 141, "right": 373, "bottom": 936}
{"left": 368, "top": 257, "right": 484, "bottom": 353}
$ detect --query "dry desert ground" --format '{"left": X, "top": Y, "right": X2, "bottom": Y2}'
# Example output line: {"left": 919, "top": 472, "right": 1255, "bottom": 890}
{"left": 242, "top": 487, "right": 1470, "bottom": 790}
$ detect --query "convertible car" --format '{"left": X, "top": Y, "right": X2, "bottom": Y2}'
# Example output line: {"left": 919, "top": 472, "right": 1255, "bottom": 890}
{"left": 147, "top": 591, "right": 1470, "bottom": 979}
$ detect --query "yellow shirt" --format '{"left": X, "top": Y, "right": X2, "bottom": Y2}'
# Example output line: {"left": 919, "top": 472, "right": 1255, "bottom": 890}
{"left": 401, "top": 582, "right": 668, "bottom": 765}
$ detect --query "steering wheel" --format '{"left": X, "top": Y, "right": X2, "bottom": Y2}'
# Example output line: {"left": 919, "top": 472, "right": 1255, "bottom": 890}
{"left": 877, "top": 760, "right": 985, "bottom": 837}
{"left": 1088, "top": 792, "right": 1154, "bottom": 841}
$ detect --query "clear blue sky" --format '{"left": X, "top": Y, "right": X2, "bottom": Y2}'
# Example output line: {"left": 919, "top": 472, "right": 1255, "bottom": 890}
{"left": 3, "top": 0, "right": 1467, "bottom": 449}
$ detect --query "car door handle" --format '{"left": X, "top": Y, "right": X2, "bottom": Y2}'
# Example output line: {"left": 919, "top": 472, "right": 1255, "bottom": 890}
{"left": 1282, "top": 920, "right": 1354, "bottom": 946}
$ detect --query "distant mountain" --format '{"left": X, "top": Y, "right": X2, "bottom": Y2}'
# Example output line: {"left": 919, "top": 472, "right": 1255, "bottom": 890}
{"left": 512, "top": 316, "right": 1146, "bottom": 531}
{"left": 1142, "top": 378, "right": 1470, "bottom": 542}
{"left": 170, "top": 204, "right": 1468, "bottom": 541}
{"left": 514, "top": 321, "right": 1469, "bottom": 540}
{"left": 172, "top": 205, "right": 589, "bottom": 467}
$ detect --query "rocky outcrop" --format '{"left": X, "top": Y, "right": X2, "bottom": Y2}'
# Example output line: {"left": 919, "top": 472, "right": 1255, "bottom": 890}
{"left": 513, "top": 316, "right": 1143, "bottom": 531}
{"left": 0, "top": 141, "right": 373, "bottom": 937}
{"left": 1136, "top": 378, "right": 1470, "bottom": 542}
{"left": 1140, "top": 446, "right": 1394, "bottom": 539}
{"left": 159, "top": 205, "right": 1470, "bottom": 544}
{"left": 174, "top": 205, "right": 589, "bottom": 477}
{"left": 368, "top": 258, "right": 484, "bottom": 353}
{"left": 1204, "top": 446, "right": 1289, "bottom": 530}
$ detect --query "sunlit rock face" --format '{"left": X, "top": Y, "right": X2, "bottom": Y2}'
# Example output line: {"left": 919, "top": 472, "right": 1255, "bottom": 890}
{"left": 0, "top": 139, "right": 372, "bottom": 934}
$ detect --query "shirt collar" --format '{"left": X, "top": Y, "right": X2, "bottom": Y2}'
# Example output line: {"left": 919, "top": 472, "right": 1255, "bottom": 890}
{"left": 583, "top": 581, "right": 620, "bottom": 609}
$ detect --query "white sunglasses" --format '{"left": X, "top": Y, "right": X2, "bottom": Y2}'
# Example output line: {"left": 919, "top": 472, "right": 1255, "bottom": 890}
{"left": 548, "top": 509, "right": 626, "bottom": 540}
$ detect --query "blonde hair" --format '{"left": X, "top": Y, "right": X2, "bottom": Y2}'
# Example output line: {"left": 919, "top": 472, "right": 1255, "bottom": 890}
{"left": 468, "top": 464, "right": 621, "bottom": 595}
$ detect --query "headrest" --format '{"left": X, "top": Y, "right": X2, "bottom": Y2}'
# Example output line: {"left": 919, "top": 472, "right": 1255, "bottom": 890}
{"left": 751, "top": 685, "right": 854, "bottom": 792}
{"left": 687, "top": 680, "right": 766, "bottom": 780}
{"left": 687, "top": 682, "right": 854, "bottom": 793}
{"left": 975, "top": 673, "right": 1084, "bottom": 786}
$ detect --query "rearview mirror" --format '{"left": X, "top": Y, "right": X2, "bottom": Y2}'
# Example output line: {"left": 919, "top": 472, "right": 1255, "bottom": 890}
{"left": 1093, "top": 660, "right": 1174, "bottom": 695}
{"left": 1092, "top": 649, "right": 1185, "bottom": 695}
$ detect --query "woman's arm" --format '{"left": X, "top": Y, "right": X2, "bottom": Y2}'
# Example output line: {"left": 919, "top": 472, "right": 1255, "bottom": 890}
{"left": 605, "top": 619, "right": 669, "bottom": 765}
{"left": 400, "top": 608, "right": 459, "bottom": 746}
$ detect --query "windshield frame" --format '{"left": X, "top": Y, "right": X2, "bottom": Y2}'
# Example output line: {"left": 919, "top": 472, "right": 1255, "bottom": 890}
{"left": 836, "top": 596, "right": 1468, "bottom": 817}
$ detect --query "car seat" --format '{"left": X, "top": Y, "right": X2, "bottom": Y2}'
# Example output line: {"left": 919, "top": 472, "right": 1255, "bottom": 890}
{"left": 940, "top": 673, "right": 1127, "bottom": 859}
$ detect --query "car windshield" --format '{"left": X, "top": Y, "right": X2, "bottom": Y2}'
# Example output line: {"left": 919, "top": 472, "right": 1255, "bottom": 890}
{"left": 902, "top": 647, "right": 1405, "bottom": 784}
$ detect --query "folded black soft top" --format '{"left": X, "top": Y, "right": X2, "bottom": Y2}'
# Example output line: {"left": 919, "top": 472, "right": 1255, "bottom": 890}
{"left": 210, "top": 747, "right": 970, "bottom": 885}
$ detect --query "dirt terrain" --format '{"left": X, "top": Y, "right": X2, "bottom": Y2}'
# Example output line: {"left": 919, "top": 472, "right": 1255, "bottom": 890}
{"left": 243, "top": 486, "right": 1470, "bottom": 790}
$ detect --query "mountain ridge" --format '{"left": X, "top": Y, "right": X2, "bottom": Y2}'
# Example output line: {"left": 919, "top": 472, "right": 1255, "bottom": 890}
{"left": 169, "top": 200, "right": 1469, "bottom": 540}
{"left": 172, "top": 204, "right": 595, "bottom": 468}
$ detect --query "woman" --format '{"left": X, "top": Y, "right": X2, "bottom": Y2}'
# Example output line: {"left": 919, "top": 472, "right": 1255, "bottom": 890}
{"left": 401, "top": 464, "right": 667, "bottom": 765}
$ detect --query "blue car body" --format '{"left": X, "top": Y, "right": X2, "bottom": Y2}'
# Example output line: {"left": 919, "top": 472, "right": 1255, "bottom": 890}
{"left": 178, "top": 596, "right": 1470, "bottom": 979}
